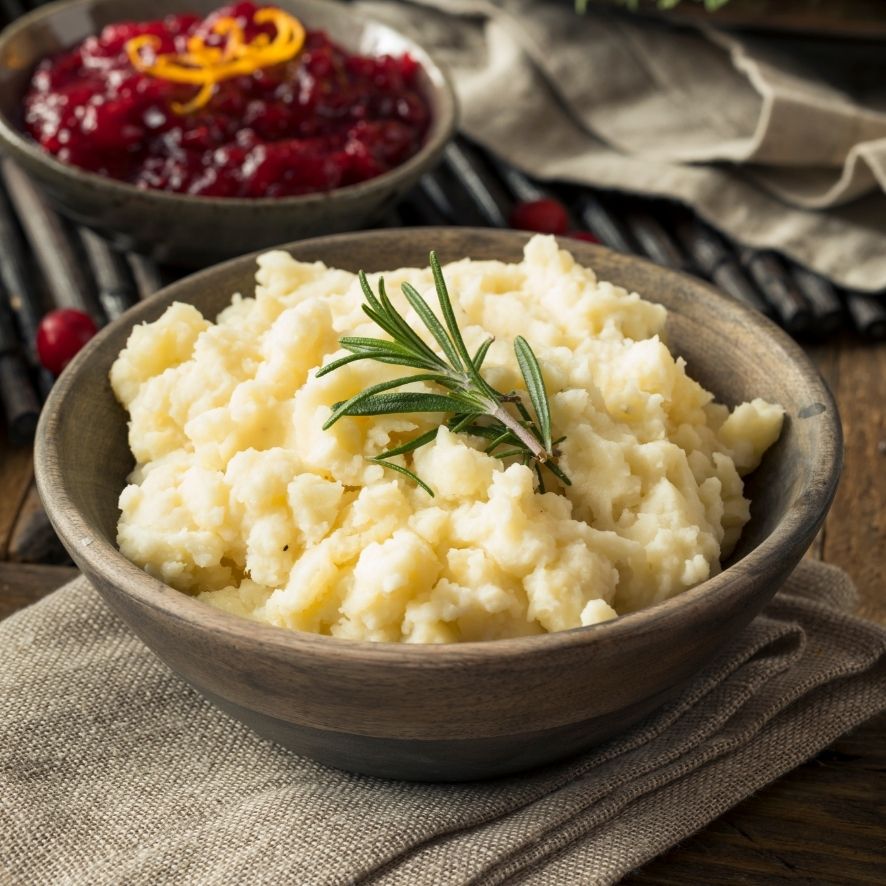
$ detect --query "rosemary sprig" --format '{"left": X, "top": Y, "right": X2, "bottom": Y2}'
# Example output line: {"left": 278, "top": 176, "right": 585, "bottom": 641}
{"left": 316, "top": 251, "right": 570, "bottom": 496}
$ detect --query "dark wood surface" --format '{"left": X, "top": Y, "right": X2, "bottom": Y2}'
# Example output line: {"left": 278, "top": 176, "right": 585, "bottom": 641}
{"left": 1, "top": 295, "right": 882, "bottom": 879}
{"left": 590, "top": 0, "right": 886, "bottom": 40}
{"left": 0, "top": 561, "right": 77, "bottom": 615}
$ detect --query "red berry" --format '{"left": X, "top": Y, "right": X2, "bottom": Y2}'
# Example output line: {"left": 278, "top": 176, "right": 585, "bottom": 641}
{"left": 508, "top": 198, "right": 570, "bottom": 236}
{"left": 567, "top": 230, "right": 600, "bottom": 243}
{"left": 36, "top": 308, "right": 98, "bottom": 376}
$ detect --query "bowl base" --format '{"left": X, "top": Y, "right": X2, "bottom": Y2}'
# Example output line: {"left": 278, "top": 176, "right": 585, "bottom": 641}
{"left": 196, "top": 681, "right": 685, "bottom": 782}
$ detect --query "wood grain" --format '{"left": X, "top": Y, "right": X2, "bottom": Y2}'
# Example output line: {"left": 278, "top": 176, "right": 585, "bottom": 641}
{"left": 0, "top": 561, "right": 78, "bottom": 618}
{"left": 627, "top": 714, "right": 886, "bottom": 885}
{"left": 0, "top": 431, "right": 33, "bottom": 559}
{"left": 820, "top": 339, "right": 886, "bottom": 623}
{"left": 592, "top": 0, "right": 886, "bottom": 39}
{"left": 8, "top": 481, "right": 71, "bottom": 564}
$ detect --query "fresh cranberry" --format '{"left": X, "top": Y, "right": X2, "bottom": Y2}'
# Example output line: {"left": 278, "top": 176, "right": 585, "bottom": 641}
{"left": 567, "top": 230, "right": 600, "bottom": 243}
{"left": 36, "top": 309, "right": 98, "bottom": 376}
{"left": 509, "top": 198, "right": 570, "bottom": 235}
{"left": 23, "top": 3, "right": 431, "bottom": 198}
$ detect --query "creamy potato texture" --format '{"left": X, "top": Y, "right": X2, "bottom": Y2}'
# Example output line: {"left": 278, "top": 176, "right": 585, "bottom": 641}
{"left": 111, "top": 236, "right": 783, "bottom": 642}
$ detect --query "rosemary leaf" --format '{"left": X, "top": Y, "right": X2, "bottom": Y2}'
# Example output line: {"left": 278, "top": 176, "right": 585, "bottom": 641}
{"left": 322, "top": 373, "right": 451, "bottom": 430}
{"left": 429, "top": 251, "right": 498, "bottom": 400}
{"left": 378, "top": 278, "right": 446, "bottom": 366}
{"left": 534, "top": 463, "right": 546, "bottom": 494}
{"left": 400, "top": 281, "right": 463, "bottom": 369}
{"left": 514, "top": 336, "right": 553, "bottom": 453}
{"left": 365, "top": 274, "right": 445, "bottom": 366}
{"left": 358, "top": 269, "right": 384, "bottom": 312}
{"left": 359, "top": 304, "right": 413, "bottom": 348}
{"left": 338, "top": 335, "right": 416, "bottom": 353}
{"left": 428, "top": 251, "right": 468, "bottom": 371}
{"left": 364, "top": 354, "right": 448, "bottom": 371}
{"left": 369, "top": 458, "right": 435, "bottom": 497}
{"left": 448, "top": 414, "right": 476, "bottom": 434}
{"left": 510, "top": 393, "right": 535, "bottom": 426}
{"left": 334, "top": 391, "right": 478, "bottom": 418}
{"left": 472, "top": 337, "right": 494, "bottom": 371}
{"left": 484, "top": 429, "right": 516, "bottom": 453}
{"left": 488, "top": 447, "right": 526, "bottom": 459}
{"left": 314, "top": 352, "right": 373, "bottom": 378}
{"left": 545, "top": 459, "right": 572, "bottom": 487}
{"left": 373, "top": 427, "right": 441, "bottom": 460}
{"left": 315, "top": 350, "right": 433, "bottom": 378}
{"left": 449, "top": 422, "right": 508, "bottom": 441}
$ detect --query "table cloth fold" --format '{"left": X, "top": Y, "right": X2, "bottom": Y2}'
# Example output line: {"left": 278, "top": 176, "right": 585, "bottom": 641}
{"left": 358, "top": 0, "right": 886, "bottom": 292}
{"left": 1, "top": 559, "right": 884, "bottom": 885}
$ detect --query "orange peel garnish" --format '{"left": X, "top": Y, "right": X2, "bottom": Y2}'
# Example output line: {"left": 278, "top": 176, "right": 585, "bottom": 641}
{"left": 125, "top": 7, "right": 305, "bottom": 114}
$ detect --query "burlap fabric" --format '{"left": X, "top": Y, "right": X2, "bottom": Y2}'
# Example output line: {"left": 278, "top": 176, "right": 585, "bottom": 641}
{"left": 1, "top": 559, "right": 884, "bottom": 884}
{"left": 357, "top": 0, "right": 886, "bottom": 292}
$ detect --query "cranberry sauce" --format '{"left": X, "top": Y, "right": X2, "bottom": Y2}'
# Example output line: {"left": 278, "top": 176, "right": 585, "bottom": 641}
{"left": 23, "top": 3, "right": 431, "bottom": 198}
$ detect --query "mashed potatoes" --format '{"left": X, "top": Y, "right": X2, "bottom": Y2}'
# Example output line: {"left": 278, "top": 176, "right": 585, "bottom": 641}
{"left": 110, "top": 236, "right": 783, "bottom": 642}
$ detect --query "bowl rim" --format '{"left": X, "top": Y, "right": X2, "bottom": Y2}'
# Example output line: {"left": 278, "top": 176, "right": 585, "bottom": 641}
{"left": 35, "top": 227, "right": 843, "bottom": 665}
{"left": 0, "top": 0, "right": 458, "bottom": 209}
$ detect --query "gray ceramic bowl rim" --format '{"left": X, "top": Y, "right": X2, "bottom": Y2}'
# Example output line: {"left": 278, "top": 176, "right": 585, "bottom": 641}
{"left": 35, "top": 228, "right": 843, "bottom": 665}
{"left": 0, "top": 0, "right": 457, "bottom": 209}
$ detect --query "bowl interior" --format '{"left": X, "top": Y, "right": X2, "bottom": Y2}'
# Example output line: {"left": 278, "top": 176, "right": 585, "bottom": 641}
{"left": 0, "top": 0, "right": 454, "bottom": 206}
{"left": 40, "top": 229, "right": 840, "bottom": 631}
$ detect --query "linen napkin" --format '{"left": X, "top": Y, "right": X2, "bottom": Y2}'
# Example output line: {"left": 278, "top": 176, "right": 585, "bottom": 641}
{"left": 356, "top": 0, "right": 886, "bottom": 293}
{"left": 1, "top": 559, "right": 884, "bottom": 885}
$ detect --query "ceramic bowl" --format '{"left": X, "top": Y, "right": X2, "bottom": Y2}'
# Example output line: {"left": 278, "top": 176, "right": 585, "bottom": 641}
{"left": 0, "top": 0, "right": 456, "bottom": 267}
{"left": 35, "top": 229, "right": 842, "bottom": 781}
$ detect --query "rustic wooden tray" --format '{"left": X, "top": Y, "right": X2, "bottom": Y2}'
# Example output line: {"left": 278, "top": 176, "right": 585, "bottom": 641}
{"left": 586, "top": 0, "right": 886, "bottom": 40}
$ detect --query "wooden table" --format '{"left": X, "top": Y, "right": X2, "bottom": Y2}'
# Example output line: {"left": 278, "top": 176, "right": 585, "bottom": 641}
{"left": 592, "top": 0, "right": 886, "bottom": 40}
{"left": 1, "top": 336, "right": 883, "bottom": 884}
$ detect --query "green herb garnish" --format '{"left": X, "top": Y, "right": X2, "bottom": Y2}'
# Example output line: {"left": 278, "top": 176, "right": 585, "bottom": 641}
{"left": 317, "top": 251, "right": 570, "bottom": 497}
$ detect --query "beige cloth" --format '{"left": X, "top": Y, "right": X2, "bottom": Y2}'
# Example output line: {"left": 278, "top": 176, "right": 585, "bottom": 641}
{"left": 358, "top": 0, "right": 886, "bottom": 292}
{"left": 1, "top": 560, "right": 884, "bottom": 885}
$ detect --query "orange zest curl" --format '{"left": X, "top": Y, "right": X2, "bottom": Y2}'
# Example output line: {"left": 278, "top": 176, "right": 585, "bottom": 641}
{"left": 125, "top": 7, "right": 305, "bottom": 114}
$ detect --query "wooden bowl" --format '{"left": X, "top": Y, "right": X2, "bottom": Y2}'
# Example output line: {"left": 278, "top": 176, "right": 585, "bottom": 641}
{"left": 34, "top": 229, "right": 842, "bottom": 781}
{"left": 0, "top": 0, "right": 456, "bottom": 268}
